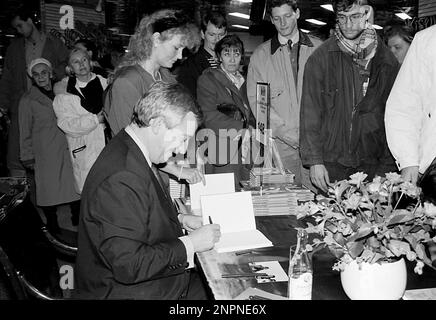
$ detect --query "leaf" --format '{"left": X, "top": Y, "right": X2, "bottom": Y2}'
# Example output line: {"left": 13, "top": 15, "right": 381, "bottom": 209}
{"left": 415, "top": 243, "right": 432, "bottom": 265}
{"left": 404, "top": 235, "right": 418, "bottom": 249}
{"left": 346, "top": 241, "right": 364, "bottom": 259}
{"left": 367, "top": 236, "right": 381, "bottom": 249}
{"left": 371, "top": 252, "right": 384, "bottom": 263}
{"left": 329, "top": 246, "right": 345, "bottom": 260}
{"left": 388, "top": 239, "right": 410, "bottom": 257}
{"left": 334, "top": 180, "right": 350, "bottom": 202}
{"left": 360, "top": 249, "right": 374, "bottom": 262}
{"left": 387, "top": 211, "right": 414, "bottom": 226}
{"left": 348, "top": 223, "right": 373, "bottom": 242}
{"left": 334, "top": 232, "right": 346, "bottom": 247}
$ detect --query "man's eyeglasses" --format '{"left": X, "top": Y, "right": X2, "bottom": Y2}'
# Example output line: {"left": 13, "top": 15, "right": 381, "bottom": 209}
{"left": 336, "top": 13, "right": 365, "bottom": 25}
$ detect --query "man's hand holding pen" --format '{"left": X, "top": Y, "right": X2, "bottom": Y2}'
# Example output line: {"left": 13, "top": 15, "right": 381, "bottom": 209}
{"left": 188, "top": 221, "right": 221, "bottom": 252}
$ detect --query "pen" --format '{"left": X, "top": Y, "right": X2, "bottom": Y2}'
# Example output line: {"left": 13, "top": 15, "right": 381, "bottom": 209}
{"left": 221, "top": 273, "right": 269, "bottom": 278}
{"left": 248, "top": 295, "right": 271, "bottom": 300}
{"left": 208, "top": 216, "right": 213, "bottom": 224}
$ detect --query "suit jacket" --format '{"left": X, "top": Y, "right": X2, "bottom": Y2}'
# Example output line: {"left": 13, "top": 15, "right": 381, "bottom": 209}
{"left": 74, "top": 129, "right": 190, "bottom": 299}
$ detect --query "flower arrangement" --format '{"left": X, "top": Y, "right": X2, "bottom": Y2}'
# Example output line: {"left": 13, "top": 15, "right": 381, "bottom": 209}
{"left": 297, "top": 172, "right": 436, "bottom": 274}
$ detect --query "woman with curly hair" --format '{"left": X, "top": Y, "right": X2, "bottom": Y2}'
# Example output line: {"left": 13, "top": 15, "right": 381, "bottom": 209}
{"left": 104, "top": 9, "right": 204, "bottom": 185}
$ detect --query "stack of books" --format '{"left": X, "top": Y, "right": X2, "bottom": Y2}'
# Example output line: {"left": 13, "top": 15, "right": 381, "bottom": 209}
{"left": 169, "top": 177, "right": 186, "bottom": 199}
{"left": 249, "top": 167, "right": 295, "bottom": 187}
{"left": 250, "top": 185, "right": 314, "bottom": 216}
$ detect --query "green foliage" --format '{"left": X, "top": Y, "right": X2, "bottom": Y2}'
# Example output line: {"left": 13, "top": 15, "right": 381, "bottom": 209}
{"left": 296, "top": 172, "right": 436, "bottom": 274}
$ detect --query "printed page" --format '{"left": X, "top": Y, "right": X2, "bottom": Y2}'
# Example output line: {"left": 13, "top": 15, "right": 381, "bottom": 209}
{"left": 200, "top": 191, "right": 272, "bottom": 252}
{"left": 201, "top": 191, "right": 256, "bottom": 232}
{"left": 189, "top": 173, "right": 235, "bottom": 211}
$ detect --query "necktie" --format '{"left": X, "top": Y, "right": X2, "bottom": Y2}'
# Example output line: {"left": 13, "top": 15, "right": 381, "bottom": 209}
{"left": 151, "top": 164, "right": 172, "bottom": 203}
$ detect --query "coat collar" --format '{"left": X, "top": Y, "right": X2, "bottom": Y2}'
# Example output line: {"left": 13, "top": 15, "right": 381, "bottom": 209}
{"left": 271, "top": 30, "right": 314, "bottom": 55}
{"left": 205, "top": 68, "right": 242, "bottom": 96}
{"left": 28, "top": 85, "right": 54, "bottom": 106}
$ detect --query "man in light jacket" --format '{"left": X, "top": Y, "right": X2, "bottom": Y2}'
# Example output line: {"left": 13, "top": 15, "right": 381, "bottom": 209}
{"left": 247, "top": 0, "right": 322, "bottom": 189}
{"left": 385, "top": 24, "right": 436, "bottom": 185}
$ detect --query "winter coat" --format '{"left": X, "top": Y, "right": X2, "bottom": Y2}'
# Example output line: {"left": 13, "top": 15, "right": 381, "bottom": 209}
{"left": 300, "top": 36, "right": 399, "bottom": 168}
{"left": 53, "top": 75, "right": 107, "bottom": 193}
{"left": 197, "top": 67, "right": 256, "bottom": 187}
{"left": 18, "top": 86, "right": 79, "bottom": 205}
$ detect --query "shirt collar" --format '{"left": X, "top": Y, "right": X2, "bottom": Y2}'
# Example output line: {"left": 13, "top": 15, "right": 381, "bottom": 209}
{"left": 271, "top": 30, "right": 314, "bottom": 55}
{"left": 278, "top": 31, "right": 299, "bottom": 46}
{"left": 125, "top": 124, "right": 152, "bottom": 168}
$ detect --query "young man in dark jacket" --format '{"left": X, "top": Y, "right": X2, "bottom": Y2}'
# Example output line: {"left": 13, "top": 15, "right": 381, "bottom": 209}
{"left": 299, "top": 0, "right": 399, "bottom": 193}
{"left": 176, "top": 10, "right": 227, "bottom": 98}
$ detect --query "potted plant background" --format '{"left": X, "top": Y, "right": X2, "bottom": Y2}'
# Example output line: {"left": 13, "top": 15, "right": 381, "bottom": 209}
{"left": 296, "top": 172, "right": 436, "bottom": 300}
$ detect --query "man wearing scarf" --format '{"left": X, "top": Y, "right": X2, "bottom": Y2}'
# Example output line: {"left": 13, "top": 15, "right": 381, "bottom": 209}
{"left": 299, "top": 0, "right": 399, "bottom": 193}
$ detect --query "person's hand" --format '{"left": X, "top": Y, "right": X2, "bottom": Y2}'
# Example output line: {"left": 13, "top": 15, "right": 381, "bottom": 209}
{"left": 179, "top": 167, "right": 205, "bottom": 185}
{"left": 401, "top": 166, "right": 419, "bottom": 185}
{"left": 188, "top": 224, "right": 221, "bottom": 252}
{"left": 179, "top": 214, "right": 202, "bottom": 233}
{"left": 310, "top": 164, "right": 331, "bottom": 193}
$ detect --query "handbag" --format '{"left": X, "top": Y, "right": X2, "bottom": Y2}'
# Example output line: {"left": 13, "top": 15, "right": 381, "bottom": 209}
{"left": 217, "top": 103, "right": 246, "bottom": 125}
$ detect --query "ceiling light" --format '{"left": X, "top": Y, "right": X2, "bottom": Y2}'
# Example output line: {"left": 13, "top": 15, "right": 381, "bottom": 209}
{"left": 373, "top": 24, "right": 383, "bottom": 30}
{"left": 305, "top": 19, "right": 326, "bottom": 26}
{"left": 320, "top": 4, "right": 334, "bottom": 12}
{"left": 229, "top": 12, "right": 250, "bottom": 19}
{"left": 236, "top": 0, "right": 252, "bottom": 3}
{"left": 232, "top": 24, "right": 249, "bottom": 29}
{"left": 395, "top": 12, "right": 412, "bottom": 20}
{"left": 5, "top": 34, "right": 14, "bottom": 37}
{"left": 300, "top": 29, "right": 310, "bottom": 33}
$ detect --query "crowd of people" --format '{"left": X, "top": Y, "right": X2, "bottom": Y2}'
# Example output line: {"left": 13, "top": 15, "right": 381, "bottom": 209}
{"left": 0, "top": 0, "right": 435, "bottom": 299}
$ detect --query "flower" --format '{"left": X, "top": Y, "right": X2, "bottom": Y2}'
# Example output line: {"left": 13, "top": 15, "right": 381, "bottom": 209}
{"left": 298, "top": 172, "right": 436, "bottom": 274}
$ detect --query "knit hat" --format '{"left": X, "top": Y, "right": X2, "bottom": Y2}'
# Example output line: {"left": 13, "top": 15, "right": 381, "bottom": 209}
{"left": 27, "top": 58, "right": 52, "bottom": 77}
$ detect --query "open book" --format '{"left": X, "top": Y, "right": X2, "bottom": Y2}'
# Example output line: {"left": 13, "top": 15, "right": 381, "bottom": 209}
{"left": 201, "top": 191, "right": 273, "bottom": 253}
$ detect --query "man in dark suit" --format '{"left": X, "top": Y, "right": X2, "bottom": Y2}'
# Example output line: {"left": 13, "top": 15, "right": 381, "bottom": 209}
{"left": 74, "top": 82, "right": 221, "bottom": 299}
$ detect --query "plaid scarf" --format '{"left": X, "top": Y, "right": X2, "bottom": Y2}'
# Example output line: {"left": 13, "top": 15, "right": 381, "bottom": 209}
{"left": 334, "top": 23, "right": 378, "bottom": 68}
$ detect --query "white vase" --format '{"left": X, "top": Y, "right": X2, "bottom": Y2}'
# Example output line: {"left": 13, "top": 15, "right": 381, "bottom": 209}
{"left": 340, "top": 258, "right": 407, "bottom": 300}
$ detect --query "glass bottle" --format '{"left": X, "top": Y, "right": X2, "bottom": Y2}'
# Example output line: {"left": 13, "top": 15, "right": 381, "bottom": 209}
{"left": 288, "top": 229, "right": 313, "bottom": 300}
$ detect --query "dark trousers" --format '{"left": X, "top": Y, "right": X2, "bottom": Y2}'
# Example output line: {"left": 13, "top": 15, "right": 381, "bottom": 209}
{"left": 324, "top": 161, "right": 398, "bottom": 184}
{"left": 41, "top": 200, "right": 81, "bottom": 233}
{"left": 179, "top": 270, "right": 209, "bottom": 300}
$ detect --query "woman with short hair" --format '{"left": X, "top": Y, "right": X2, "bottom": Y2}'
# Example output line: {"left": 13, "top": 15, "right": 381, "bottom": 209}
{"left": 53, "top": 48, "right": 108, "bottom": 197}
{"left": 197, "top": 34, "right": 256, "bottom": 189}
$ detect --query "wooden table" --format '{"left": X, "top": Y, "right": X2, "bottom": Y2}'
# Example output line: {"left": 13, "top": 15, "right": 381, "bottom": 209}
{"left": 196, "top": 215, "right": 436, "bottom": 300}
